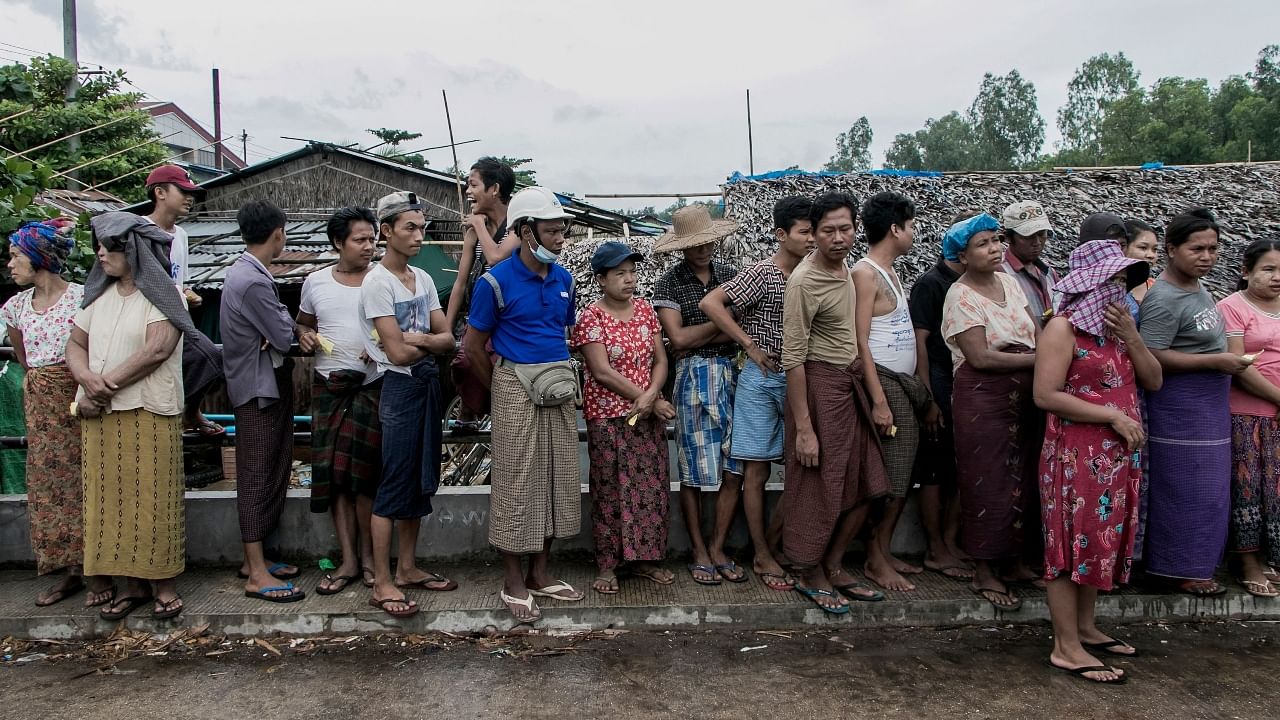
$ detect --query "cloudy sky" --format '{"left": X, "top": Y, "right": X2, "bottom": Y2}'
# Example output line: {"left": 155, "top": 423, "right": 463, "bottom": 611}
{"left": 3, "top": 0, "right": 1277, "bottom": 210}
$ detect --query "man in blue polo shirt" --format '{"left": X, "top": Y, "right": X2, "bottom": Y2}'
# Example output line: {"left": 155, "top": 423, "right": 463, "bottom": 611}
{"left": 465, "top": 186, "right": 583, "bottom": 624}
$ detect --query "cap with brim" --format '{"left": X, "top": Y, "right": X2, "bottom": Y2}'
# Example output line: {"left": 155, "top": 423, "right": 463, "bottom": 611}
{"left": 145, "top": 164, "right": 205, "bottom": 200}
{"left": 1056, "top": 239, "right": 1149, "bottom": 294}
{"left": 1002, "top": 200, "right": 1052, "bottom": 236}
{"left": 591, "top": 241, "right": 643, "bottom": 274}
{"left": 376, "top": 191, "right": 424, "bottom": 224}
{"left": 1078, "top": 212, "right": 1129, "bottom": 243}
{"left": 652, "top": 205, "right": 737, "bottom": 254}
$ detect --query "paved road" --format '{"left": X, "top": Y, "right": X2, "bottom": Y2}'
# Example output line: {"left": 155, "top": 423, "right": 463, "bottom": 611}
{"left": 2, "top": 622, "right": 1275, "bottom": 719}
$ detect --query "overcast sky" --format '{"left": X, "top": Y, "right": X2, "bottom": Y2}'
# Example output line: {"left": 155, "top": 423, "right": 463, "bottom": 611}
{"left": 3, "top": 0, "right": 1278, "bottom": 210}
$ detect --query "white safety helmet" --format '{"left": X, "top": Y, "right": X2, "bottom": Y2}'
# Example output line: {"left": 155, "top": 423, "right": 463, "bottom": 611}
{"left": 507, "top": 186, "right": 571, "bottom": 231}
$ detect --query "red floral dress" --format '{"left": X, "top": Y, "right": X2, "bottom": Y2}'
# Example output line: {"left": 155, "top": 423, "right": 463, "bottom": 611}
{"left": 572, "top": 300, "right": 670, "bottom": 571}
{"left": 1039, "top": 330, "right": 1143, "bottom": 590}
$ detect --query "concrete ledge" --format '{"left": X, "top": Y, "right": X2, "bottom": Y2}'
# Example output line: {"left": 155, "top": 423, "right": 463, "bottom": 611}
{"left": 1, "top": 565, "right": 1275, "bottom": 640}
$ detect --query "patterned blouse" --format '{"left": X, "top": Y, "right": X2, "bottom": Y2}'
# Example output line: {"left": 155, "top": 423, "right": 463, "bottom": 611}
{"left": 0, "top": 283, "right": 84, "bottom": 368}
{"left": 941, "top": 273, "right": 1037, "bottom": 373}
{"left": 572, "top": 299, "right": 661, "bottom": 421}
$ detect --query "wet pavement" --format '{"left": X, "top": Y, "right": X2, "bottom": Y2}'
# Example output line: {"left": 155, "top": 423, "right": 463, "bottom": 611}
{"left": 2, "top": 621, "right": 1276, "bottom": 719}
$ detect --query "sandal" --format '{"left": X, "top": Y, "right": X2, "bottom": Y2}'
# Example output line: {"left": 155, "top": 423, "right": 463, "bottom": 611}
{"left": 593, "top": 575, "right": 620, "bottom": 595}
{"left": 1264, "top": 566, "right": 1280, "bottom": 583}
{"left": 714, "top": 561, "right": 748, "bottom": 583}
{"left": 237, "top": 562, "right": 300, "bottom": 581}
{"left": 758, "top": 572, "right": 796, "bottom": 591}
{"left": 85, "top": 584, "right": 117, "bottom": 608}
{"left": 244, "top": 583, "right": 306, "bottom": 603}
{"left": 627, "top": 565, "right": 675, "bottom": 586}
{"left": 794, "top": 585, "right": 850, "bottom": 615}
{"left": 688, "top": 564, "right": 722, "bottom": 586}
{"left": 971, "top": 584, "right": 1022, "bottom": 610}
{"left": 316, "top": 574, "right": 358, "bottom": 596}
{"left": 499, "top": 589, "right": 541, "bottom": 623}
{"left": 925, "top": 561, "right": 975, "bottom": 581}
{"left": 368, "top": 595, "right": 419, "bottom": 618}
{"left": 528, "top": 581, "right": 584, "bottom": 601}
{"left": 153, "top": 595, "right": 184, "bottom": 620}
{"left": 1082, "top": 639, "right": 1140, "bottom": 657}
{"left": 186, "top": 419, "right": 226, "bottom": 437}
{"left": 1048, "top": 660, "right": 1127, "bottom": 685}
{"left": 834, "top": 580, "right": 885, "bottom": 602}
{"left": 397, "top": 572, "right": 458, "bottom": 592}
{"left": 35, "top": 577, "right": 85, "bottom": 607}
{"left": 100, "top": 594, "right": 154, "bottom": 621}
{"left": 1177, "top": 579, "right": 1227, "bottom": 597}
{"left": 1239, "top": 579, "right": 1280, "bottom": 598}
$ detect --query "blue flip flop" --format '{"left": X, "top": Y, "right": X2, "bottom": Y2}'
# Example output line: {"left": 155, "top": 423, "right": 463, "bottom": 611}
{"left": 794, "top": 585, "right": 850, "bottom": 615}
{"left": 237, "top": 562, "right": 301, "bottom": 580}
{"left": 715, "top": 561, "right": 749, "bottom": 583}
{"left": 688, "top": 564, "right": 722, "bottom": 586}
{"left": 244, "top": 582, "right": 305, "bottom": 603}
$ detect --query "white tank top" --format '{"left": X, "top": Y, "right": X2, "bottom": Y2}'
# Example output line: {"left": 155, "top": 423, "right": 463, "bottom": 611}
{"left": 857, "top": 257, "right": 917, "bottom": 375}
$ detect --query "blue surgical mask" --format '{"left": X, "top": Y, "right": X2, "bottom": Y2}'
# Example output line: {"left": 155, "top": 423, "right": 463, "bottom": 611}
{"left": 528, "top": 239, "right": 560, "bottom": 264}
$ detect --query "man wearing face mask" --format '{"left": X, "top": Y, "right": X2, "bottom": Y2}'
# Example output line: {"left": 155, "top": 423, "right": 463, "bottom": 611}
{"left": 464, "top": 186, "right": 584, "bottom": 623}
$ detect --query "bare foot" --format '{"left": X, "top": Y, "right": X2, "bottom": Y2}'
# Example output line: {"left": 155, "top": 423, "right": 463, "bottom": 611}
{"left": 593, "top": 572, "right": 619, "bottom": 594}
{"left": 924, "top": 551, "right": 974, "bottom": 580}
{"left": 888, "top": 553, "right": 923, "bottom": 575}
{"left": 864, "top": 558, "right": 916, "bottom": 592}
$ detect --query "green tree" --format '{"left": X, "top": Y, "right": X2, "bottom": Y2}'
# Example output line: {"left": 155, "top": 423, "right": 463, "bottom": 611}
{"left": 366, "top": 128, "right": 427, "bottom": 168}
{"left": 884, "top": 131, "right": 926, "bottom": 170}
{"left": 0, "top": 56, "right": 167, "bottom": 201}
{"left": 1139, "top": 77, "right": 1217, "bottom": 164}
{"left": 492, "top": 156, "right": 537, "bottom": 185}
{"left": 1097, "top": 90, "right": 1152, "bottom": 165}
{"left": 822, "top": 116, "right": 873, "bottom": 172}
{"left": 1, "top": 157, "right": 94, "bottom": 284}
{"left": 967, "top": 70, "right": 1045, "bottom": 170}
{"left": 1056, "top": 53, "right": 1141, "bottom": 165}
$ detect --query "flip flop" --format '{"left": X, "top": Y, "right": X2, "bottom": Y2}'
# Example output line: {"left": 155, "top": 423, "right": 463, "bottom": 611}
{"left": 1239, "top": 579, "right": 1279, "bottom": 598}
{"left": 688, "top": 564, "right": 722, "bottom": 586}
{"left": 188, "top": 419, "right": 226, "bottom": 437}
{"left": 100, "top": 594, "right": 154, "bottom": 621}
{"left": 758, "top": 572, "right": 796, "bottom": 591}
{"left": 396, "top": 572, "right": 458, "bottom": 592}
{"left": 34, "top": 578, "right": 86, "bottom": 607}
{"left": 244, "top": 583, "right": 305, "bottom": 603}
{"left": 528, "top": 581, "right": 584, "bottom": 601}
{"left": 715, "top": 561, "right": 749, "bottom": 583}
{"left": 1082, "top": 639, "right": 1140, "bottom": 657}
{"left": 1264, "top": 566, "right": 1280, "bottom": 583}
{"left": 237, "top": 562, "right": 301, "bottom": 580}
{"left": 1047, "top": 660, "right": 1127, "bottom": 685}
{"left": 315, "top": 574, "right": 358, "bottom": 596}
{"left": 972, "top": 585, "right": 1022, "bottom": 610}
{"left": 1177, "top": 579, "right": 1227, "bottom": 597}
{"left": 926, "top": 562, "right": 975, "bottom": 580}
{"left": 593, "top": 575, "right": 620, "bottom": 595}
{"left": 833, "top": 580, "right": 885, "bottom": 602}
{"left": 153, "top": 596, "right": 184, "bottom": 620}
{"left": 628, "top": 567, "right": 675, "bottom": 586}
{"left": 499, "top": 589, "right": 541, "bottom": 623}
{"left": 793, "top": 585, "right": 850, "bottom": 615}
{"left": 368, "top": 595, "right": 419, "bottom": 618}
{"left": 86, "top": 584, "right": 117, "bottom": 608}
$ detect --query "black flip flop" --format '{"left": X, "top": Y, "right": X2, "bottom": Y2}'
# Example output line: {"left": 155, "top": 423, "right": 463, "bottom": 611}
{"left": 833, "top": 580, "right": 885, "bottom": 602}
{"left": 100, "top": 594, "right": 154, "bottom": 621}
{"left": 153, "top": 596, "right": 184, "bottom": 620}
{"left": 315, "top": 574, "right": 357, "bottom": 596}
{"left": 1083, "top": 639, "right": 1140, "bottom": 657}
{"left": 368, "top": 596, "right": 418, "bottom": 618}
{"left": 1047, "top": 660, "right": 1127, "bottom": 684}
{"left": 86, "top": 584, "right": 117, "bottom": 608}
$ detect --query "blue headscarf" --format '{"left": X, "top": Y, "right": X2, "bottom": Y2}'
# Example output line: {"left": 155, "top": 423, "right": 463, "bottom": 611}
{"left": 941, "top": 214, "right": 1000, "bottom": 262}
{"left": 8, "top": 220, "right": 74, "bottom": 275}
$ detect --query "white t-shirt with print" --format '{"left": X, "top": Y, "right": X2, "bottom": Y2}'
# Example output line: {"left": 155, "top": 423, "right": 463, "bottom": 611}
{"left": 359, "top": 263, "right": 442, "bottom": 375}
{"left": 300, "top": 267, "right": 380, "bottom": 383}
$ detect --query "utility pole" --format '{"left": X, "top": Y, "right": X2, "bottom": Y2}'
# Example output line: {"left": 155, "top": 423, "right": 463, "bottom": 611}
{"left": 62, "top": 0, "right": 81, "bottom": 190}
{"left": 240, "top": 129, "right": 248, "bottom": 165}
{"left": 212, "top": 68, "right": 222, "bottom": 170}
{"left": 746, "top": 89, "right": 754, "bottom": 177}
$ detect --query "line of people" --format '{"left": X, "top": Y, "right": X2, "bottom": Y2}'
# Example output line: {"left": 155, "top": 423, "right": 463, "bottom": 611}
{"left": 5, "top": 163, "right": 1280, "bottom": 685}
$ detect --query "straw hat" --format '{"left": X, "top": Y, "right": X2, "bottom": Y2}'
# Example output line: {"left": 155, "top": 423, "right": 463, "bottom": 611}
{"left": 652, "top": 205, "right": 738, "bottom": 254}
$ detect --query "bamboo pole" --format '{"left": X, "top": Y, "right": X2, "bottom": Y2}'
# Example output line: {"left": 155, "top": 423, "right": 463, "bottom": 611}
{"left": 441, "top": 90, "right": 466, "bottom": 220}
{"left": 50, "top": 131, "right": 181, "bottom": 179}
{"left": 0, "top": 107, "right": 33, "bottom": 125}
{"left": 8, "top": 114, "right": 131, "bottom": 159}
{"left": 84, "top": 135, "right": 237, "bottom": 191}
{"left": 584, "top": 192, "right": 722, "bottom": 198}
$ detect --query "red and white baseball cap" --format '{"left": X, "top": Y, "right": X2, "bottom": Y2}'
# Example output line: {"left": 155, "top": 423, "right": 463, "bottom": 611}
{"left": 145, "top": 164, "right": 205, "bottom": 198}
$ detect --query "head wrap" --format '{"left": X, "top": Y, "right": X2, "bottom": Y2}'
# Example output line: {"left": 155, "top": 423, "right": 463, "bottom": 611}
{"left": 1054, "top": 239, "right": 1149, "bottom": 337}
{"left": 82, "top": 212, "right": 196, "bottom": 339}
{"left": 8, "top": 220, "right": 75, "bottom": 275}
{"left": 941, "top": 214, "right": 1000, "bottom": 262}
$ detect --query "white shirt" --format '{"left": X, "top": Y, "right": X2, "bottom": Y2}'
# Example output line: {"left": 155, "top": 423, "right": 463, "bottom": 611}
{"left": 300, "top": 267, "right": 380, "bottom": 382}
{"left": 856, "top": 257, "right": 917, "bottom": 375}
{"left": 359, "top": 263, "right": 442, "bottom": 375}
{"left": 143, "top": 217, "right": 190, "bottom": 287}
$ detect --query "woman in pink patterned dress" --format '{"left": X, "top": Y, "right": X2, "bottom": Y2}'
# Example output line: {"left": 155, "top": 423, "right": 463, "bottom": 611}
{"left": 2, "top": 220, "right": 111, "bottom": 608}
{"left": 1033, "top": 239, "right": 1162, "bottom": 684}
{"left": 572, "top": 242, "right": 677, "bottom": 594}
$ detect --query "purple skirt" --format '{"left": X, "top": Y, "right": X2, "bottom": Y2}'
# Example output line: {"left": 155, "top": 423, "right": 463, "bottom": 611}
{"left": 1143, "top": 371, "right": 1231, "bottom": 580}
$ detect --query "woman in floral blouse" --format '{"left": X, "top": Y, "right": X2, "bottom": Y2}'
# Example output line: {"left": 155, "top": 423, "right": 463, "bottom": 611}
{"left": 573, "top": 242, "right": 677, "bottom": 594}
{"left": 2, "top": 220, "right": 110, "bottom": 608}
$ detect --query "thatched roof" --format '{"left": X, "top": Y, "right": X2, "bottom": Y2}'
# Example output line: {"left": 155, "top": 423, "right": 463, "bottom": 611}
{"left": 720, "top": 163, "right": 1280, "bottom": 298}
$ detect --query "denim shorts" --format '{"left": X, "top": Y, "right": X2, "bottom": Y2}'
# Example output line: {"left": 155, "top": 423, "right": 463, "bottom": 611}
{"left": 729, "top": 361, "right": 786, "bottom": 462}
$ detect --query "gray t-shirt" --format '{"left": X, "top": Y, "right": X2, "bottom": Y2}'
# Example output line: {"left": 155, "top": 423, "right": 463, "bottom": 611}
{"left": 1139, "top": 277, "right": 1227, "bottom": 354}
{"left": 359, "top": 263, "right": 442, "bottom": 375}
